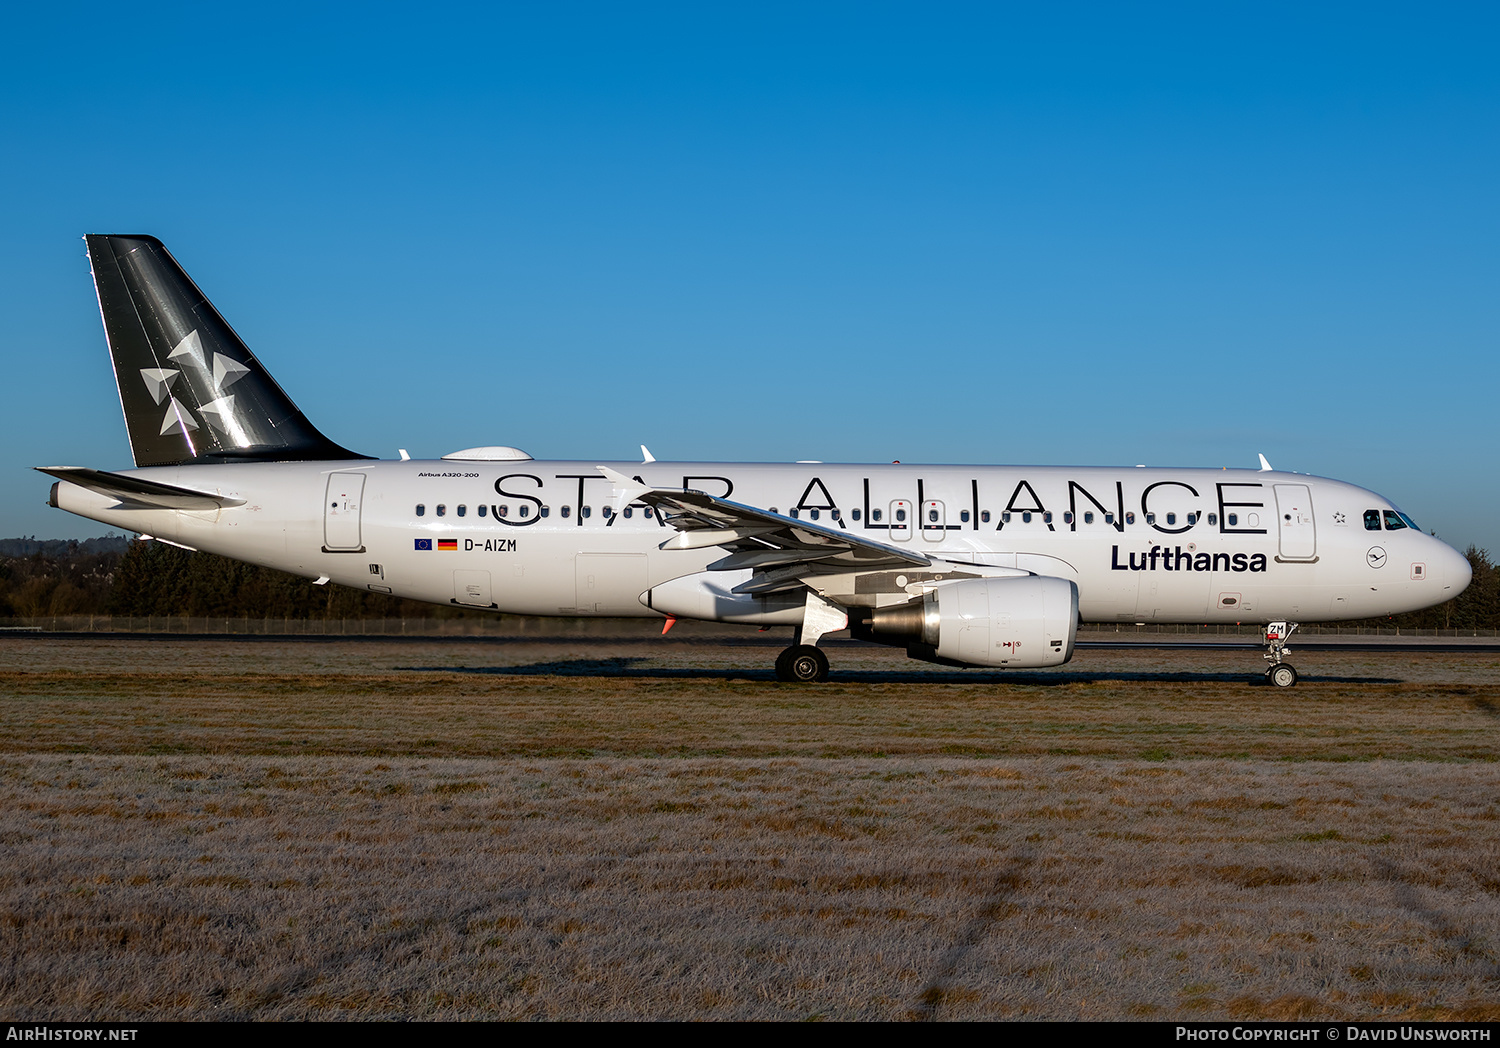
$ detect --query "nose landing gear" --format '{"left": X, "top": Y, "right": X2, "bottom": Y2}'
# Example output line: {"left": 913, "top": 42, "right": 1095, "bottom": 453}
{"left": 1262, "top": 621, "right": 1299, "bottom": 687}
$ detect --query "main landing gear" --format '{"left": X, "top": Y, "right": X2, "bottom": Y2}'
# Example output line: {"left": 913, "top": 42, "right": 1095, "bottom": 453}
{"left": 1262, "top": 621, "right": 1299, "bottom": 687}
{"left": 775, "top": 645, "right": 830, "bottom": 683}
{"left": 774, "top": 592, "right": 845, "bottom": 683}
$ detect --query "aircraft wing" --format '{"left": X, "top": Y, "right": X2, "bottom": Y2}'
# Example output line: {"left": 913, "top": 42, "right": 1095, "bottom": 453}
{"left": 598, "top": 466, "right": 930, "bottom": 596}
{"left": 35, "top": 466, "right": 246, "bottom": 510}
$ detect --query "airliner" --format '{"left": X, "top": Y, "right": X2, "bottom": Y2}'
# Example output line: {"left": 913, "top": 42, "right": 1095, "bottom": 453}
{"left": 39, "top": 235, "right": 1472, "bottom": 686}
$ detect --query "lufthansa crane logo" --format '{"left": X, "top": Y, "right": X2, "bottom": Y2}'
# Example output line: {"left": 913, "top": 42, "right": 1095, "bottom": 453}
{"left": 1367, "top": 546, "right": 1388, "bottom": 569}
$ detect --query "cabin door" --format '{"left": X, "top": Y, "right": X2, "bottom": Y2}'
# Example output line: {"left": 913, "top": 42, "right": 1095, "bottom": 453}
{"left": 1274, "top": 484, "right": 1317, "bottom": 561}
{"left": 323, "top": 472, "right": 366, "bottom": 552}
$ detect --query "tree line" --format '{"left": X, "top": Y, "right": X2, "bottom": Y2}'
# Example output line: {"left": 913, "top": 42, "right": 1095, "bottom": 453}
{"left": 2, "top": 537, "right": 1498, "bottom": 629}
{"left": 0, "top": 538, "right": 459, "bottom": 620}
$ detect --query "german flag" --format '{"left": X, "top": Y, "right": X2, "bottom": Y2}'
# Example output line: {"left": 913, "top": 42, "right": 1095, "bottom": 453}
{"left": 437, "top": 539, "right": 458, "bottom": 551}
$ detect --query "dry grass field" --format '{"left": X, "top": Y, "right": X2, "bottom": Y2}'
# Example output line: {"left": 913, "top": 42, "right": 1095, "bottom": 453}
{"left": 1, "top": 632, "right": 1497, "bottom": 1020}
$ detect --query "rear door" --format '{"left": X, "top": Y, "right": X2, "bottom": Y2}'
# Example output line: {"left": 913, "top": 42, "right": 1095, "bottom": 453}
{"left": 323, "top": 472, "right": 366, "bottom": 552}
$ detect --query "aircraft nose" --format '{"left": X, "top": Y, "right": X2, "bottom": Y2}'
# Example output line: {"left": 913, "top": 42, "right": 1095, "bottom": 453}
{"left": 1436, "top": 541, "right": 1472, "bottom": 597}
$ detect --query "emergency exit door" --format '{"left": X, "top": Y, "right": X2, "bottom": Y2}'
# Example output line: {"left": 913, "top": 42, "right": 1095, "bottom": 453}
{"left": 921, "top": 500, "right": 947, "bottom": 541}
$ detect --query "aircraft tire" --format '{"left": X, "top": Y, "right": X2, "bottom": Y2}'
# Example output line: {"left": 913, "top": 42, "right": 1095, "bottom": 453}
{"left": 1269, "top": 663, "right": 1298, "bottom": 689}
{"left": 774, "top": 649, "right": 794, "bottom": 681}
{"left": 779, "top": 645, "right": 829, "bottom": 683}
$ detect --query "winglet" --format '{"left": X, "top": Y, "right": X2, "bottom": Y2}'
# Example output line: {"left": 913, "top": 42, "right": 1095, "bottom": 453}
{"left": 1258, "top": 453, "right": 1273, "bottom": 472}
{"left": 641, "top": 445, "right": 656, "bottom": 464}
{"left": 597, "top": 466, "right": 651, "bottom": 505}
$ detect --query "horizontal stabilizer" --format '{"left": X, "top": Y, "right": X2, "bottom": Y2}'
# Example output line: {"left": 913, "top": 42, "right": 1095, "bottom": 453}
{"left": 36, "top": 466, "right": 245, "bottom": 510}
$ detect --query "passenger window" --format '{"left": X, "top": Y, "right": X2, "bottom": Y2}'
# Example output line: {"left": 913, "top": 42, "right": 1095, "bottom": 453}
{"left": 602, "top": 505, "right": 613, "bottom": 518}
{"left": 769, "top": 507, "right": 779, "bottom": 515}
{"left": 436, "top": 504, "right": 446, "bottom": 517}
{"left": 1383, "top": 510, "right": 1407, "bottom": 531}
{"left": 1166, "top": 513, "right": 1176, "bottom": 526}
{"left": 1043, "top": 512, "right": 1053, "bottom": 524}
{"left": 872, "top": 509, "right": 882, "bottom": 522}
{"left": 851, "top": 509, "right": 861, "bottom": 521}
{"left": 1207, "top": 513, "right": 1217, "bottom": 526}
{"left": 518, "top": 504, "right": 529, "bottom": 518}
{"left": 1084, "top": 512, "right": 1094, "bottom": 524}
{"left": 1124, "top": 512, "right": 1134, "bottom": 525}
{"left": 959, "top": 510, "right": 969, "bottom": 523}
{"left": 1021, "top": 512, "right": 1032, "bottom": 523}
{"left": 582, "top": 506, "right": 592, "bottom": 518}
{"left": 1187, "top": 512, "right": 1197, "bottom": 525}
{"left": 498, "top": 504, "right": 508, "bottom": 517}
{"left": 478, "top": 504, "right": 487, "bottom": 518}
{"left": 1145, "top": 512, "right": 1155, "bottom": 524}
{"left": 1001, "top": 512, "right": 1011, "bottom": 523}
{"left": 1364, "top": 510, "right": 1382, "bottom": 531}
{"left": 1228, "top": 513, "right": 1238, "bottom": 526}
{"left": 895, "top": 508, "right": 906, "bottom": 522}
{"left": 790, "top": 508, "right": 799, "bottom": 519}
{"left": 540, "top": 506, "right": 550, "bottom": 518}
{"left": 642, "top": 507, "right": 652, "bottom": 518}
{"left": 560, "top": 506, "right": 571, "bottom": 519}
{"left": 1063, "top": 512, "right": 1073, "bottom": 524}
{"left": 928, "top": 509, "right": 939, "bottom": 523}
{"left": 416, "top": 504, "right": 425, "bottom": 517}
{"left": 1104, "top": 513, "right": 1114, "bottom": 525}
{"left": 457, "top": 504, "right": 466, "bottom": 517}
{"left": 810, "top": 509, "right": 820, "bottom": 521}
{"left": 623, "top": 507, "right": 632, "bottom": 518}
{"left": 980, "top": 511, "right": 990, "bottom": 523}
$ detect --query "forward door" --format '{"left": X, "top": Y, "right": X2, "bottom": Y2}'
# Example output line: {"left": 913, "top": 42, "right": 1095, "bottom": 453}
{"left": 1274, "top": 484, "right": 1317, "bottom": 561}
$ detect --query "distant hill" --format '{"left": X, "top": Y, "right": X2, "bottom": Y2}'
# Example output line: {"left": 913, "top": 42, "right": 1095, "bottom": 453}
{"left": 0, "top": 536, "right": 134, "bottom": 557}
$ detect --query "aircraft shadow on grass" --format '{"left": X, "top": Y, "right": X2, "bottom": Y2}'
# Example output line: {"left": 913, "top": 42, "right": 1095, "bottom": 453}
{"left": 398, "top": 660, "right": 1401, "bottom": 686}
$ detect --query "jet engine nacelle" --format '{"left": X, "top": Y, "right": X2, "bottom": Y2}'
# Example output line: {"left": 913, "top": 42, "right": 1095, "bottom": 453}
{"left": 871, "top": 575, "right": 1079, "bottom": 668}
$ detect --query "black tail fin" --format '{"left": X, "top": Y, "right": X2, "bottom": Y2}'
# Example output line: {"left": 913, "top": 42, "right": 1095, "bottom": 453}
{"left": 84, "top": 234, "right": 369, "bottom": 467}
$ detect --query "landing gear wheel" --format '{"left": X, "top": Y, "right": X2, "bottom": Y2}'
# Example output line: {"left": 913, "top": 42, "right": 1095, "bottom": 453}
{"left": 776, "top": 645, "right": 829, "bottom": 683}
{"left": 1268, "top": 663, "right": 1298, "bottom": 689}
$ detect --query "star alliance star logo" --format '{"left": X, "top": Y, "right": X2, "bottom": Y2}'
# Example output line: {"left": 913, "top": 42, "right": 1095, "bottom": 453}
{"left": 1332, "top": 512, "right": 1346, "bottom": 525}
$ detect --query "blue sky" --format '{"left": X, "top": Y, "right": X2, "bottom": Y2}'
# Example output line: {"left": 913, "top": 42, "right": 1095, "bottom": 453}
{"left": 2, "top": 3, "right": 1496, "bottom": 551}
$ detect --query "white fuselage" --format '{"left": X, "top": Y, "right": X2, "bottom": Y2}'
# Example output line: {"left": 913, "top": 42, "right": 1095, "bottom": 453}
{"left": 52, "top": 458, "right": 1470, "bottom": 626}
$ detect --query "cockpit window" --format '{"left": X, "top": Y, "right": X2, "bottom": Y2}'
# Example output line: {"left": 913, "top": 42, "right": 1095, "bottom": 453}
{"left": 1364, "top": 510, "right": 1381, "bottom": 531}
{"left": 1398, "top": 511, "right": 1419, "bottom": 530}
{"left": 1383, "top": 510, "right": 1407, "bottom": 531}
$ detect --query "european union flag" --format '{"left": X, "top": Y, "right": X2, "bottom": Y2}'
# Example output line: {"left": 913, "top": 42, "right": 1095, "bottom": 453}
{"left": 414, "top": 538, "right": 432, "bottom": 550}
